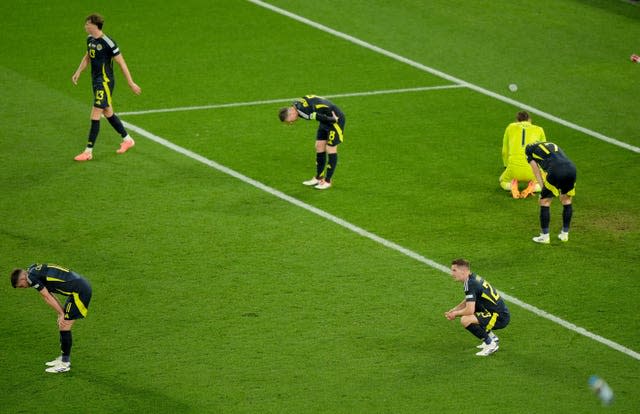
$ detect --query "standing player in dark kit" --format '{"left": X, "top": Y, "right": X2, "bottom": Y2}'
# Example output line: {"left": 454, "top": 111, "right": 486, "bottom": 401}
{"left": 445, "top": 259, "right": 510, "bottom": 356}
{"left": 10, "top": 263, "right": 92, "bottom": 373}
{"left": 72, "top": 13, "right": 141, "bottom": 161}
{"left": 279, "top": 95, "right": 345, "bottom": 190}
{"left": 525, "top": 141, "right": 577, "bottom": 243}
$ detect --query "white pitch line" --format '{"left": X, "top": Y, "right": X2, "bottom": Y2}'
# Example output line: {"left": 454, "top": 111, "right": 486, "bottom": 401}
{"left": 121, "top": 119, "right": 640, "bottom": 362}
{"left": 247, "top": 0, "right": 640, "bottom": 154}
{"left": 118, "top": 85, "right": 464, "bottom": 116}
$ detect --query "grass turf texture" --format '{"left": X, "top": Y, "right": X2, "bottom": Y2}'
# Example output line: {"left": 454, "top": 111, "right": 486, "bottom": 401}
{"left": 1, "top": 0, "right": 639, "bottom": 412}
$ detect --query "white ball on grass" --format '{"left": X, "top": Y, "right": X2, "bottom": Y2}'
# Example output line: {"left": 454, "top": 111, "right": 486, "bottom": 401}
{"left": 508, "top": 83, "right": 518, "bottom": 92}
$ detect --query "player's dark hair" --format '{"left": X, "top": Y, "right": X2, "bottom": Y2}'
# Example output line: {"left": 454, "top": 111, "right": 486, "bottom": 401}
{"left": 86, "top": 13, "right": 104, "bottom": 30}
{"left": 10, "top": 268, "right": 23, "bottom": 288}
{"left": 278, "top": 107, "right": 290, "bottom": 122}
{"left": 516, "top": 111, "right": 530, "bottom": 122}
{"left": 451, "top": 258, "right": 470, "bottom": 268}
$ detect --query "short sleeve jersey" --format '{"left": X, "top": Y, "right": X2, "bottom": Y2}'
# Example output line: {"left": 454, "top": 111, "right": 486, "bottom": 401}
{"left": 464, "top": 273, "right": 509, "bottom": 315}
{"left": 293, "top": 95, "right": 344, "bottom": 128}
{"left": 525, "top": 142, "right": 574, "bottom": 172}
{"left": 87, "top": 34, "right": 120, "bottom": 82}
{"left": 26, "top": 263, "right": 85, "bottom": 296}
{"left": 502, "top": 121, "right": 546, "bottom": 167}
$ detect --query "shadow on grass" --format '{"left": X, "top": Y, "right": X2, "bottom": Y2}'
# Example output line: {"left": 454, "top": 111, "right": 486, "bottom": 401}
{"left": 71, "top": 371, "right": 194, "bottom": 413}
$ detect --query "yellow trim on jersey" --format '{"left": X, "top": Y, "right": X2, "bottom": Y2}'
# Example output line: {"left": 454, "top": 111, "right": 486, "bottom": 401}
{"left": 47, "top": 264, "right": 70, "bottom": 272}
{"left": 538, "top": 143, "right": 550, "bottom": 154}
{"left": 481, "top": 292, "right": 497, "bottom": 305}
{"left": 101, "top": 64, "right": 110, "bottom": 82}
{"left": 486, "top": 312, "right": 499, "bottom": 331}
{"left": 46, "top": 277, "right": 65, "bottom": 282}
{"left": 103, "top": 81, "right": 113, "bottom": 107}
{"left": 315, "top": 104, "right": 329, "bottom": 109}
{"left": 100, "top": 64, "right": 112, "bottom": 107}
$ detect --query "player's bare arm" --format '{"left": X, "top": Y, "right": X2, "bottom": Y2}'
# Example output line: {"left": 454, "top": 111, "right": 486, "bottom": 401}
{"left": 72, "top": 53, "right": 90, "bottom": 85}
{"left": 445, "top": 300, "right": 471, "bottom": 320}
{"left": 447, "top": 301, "right": 476, "bottom": 319}
{"left": 456, "top": 301, "right": 476, "bottom": 317}
{"left": 529, "top": 160, "right": 545, "bottom": 189}
{"left": 39, "top": 287, "right": 65, "bottom": 316}
{"left": 113, "top": 54, "right": 141, "bottom": 95}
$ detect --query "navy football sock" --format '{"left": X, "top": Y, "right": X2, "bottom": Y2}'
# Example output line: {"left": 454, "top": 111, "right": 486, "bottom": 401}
{"left": 562, "top": 204, "right": 573, "bottom": 232}
{"left": 325, "top": 153, "right": 338, "bottom": 182}
{"left": 60, "top": 330, "right": 72, "bottom": 363}
{"left": 87, "top": 120, "right": 100, "bottom": 148}
{"left": 106, "top": 114, "right": 128, "bottom": 137}
{"left": 315, "top": 152, "right": 327, "bottom": 178}
{"left": 465, "top": 324, "right": 489, "bottom": 342}
{"left": 540, "top": 206, "right": 551, "bottom": 234}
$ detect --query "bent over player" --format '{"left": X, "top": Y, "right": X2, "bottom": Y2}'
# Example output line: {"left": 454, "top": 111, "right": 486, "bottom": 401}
{"left": 11, "top": 263, "right": 92, "bottom": 373}
{"left": 526, "top": 141, "right": 577, "bottom": 243}
{"left": 72, "top": 13, "right": 141, "bottom": 161}
{"left": 279, "top": 95, "right": 346, "bottom": 190}
{"left": 445, "top": 258, "right": 510, "bottom": 356}
{"left": 499, "top": 111, "right": 546, "bottom": 198}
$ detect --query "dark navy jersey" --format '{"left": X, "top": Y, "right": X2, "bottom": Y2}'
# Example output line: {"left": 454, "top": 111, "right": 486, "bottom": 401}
{"left": 525, "top": 142, "right": 575, "bottom": 173}
{"left": 293, "top": 95, "right": 344, "bottom": 127}
{"left": 87, "top": 34, "right": 120, "bottom": 82}
{"left": 464, "top": 273, "right": 509, "bottom": 315}
{"left": 26, "top": 263, "right": 88, "bottom": 296}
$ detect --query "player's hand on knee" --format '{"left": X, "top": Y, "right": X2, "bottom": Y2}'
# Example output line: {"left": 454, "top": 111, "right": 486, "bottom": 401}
{"left": 57, "top": 316, "right": 73, "bottom": 330}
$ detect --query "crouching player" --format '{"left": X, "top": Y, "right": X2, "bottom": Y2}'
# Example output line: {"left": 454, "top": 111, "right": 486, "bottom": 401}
{"left": 445, "top": 258, "right": 510, "bottom": 356}
{"left": 499, "top": 111, "right": 546, "bottom": 198}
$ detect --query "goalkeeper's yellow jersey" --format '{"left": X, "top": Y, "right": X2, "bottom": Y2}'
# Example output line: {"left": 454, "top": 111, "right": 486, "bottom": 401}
{"left": 502, "top": 121, "right": 546, "bottom": 168}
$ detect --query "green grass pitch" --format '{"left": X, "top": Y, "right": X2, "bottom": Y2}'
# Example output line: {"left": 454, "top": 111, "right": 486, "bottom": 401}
{"left": 1, "top": 0, "right": 639, "bottom": 412}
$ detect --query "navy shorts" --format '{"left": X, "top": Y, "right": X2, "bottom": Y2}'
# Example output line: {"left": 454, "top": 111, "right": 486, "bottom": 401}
{"left": 476, "top": 310, "right": 510, "bottom": 332}
{"left": 63, "top": 278, "right": 92, "bottom": 320}
{"left": 92, "top": 78, "right": 114, "bottom": 109}
{"left": 541, "top": 162, "right": 577, "bottom": 198}
{"left": 316, "top": 116, "right": 346, "bottom": 147}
